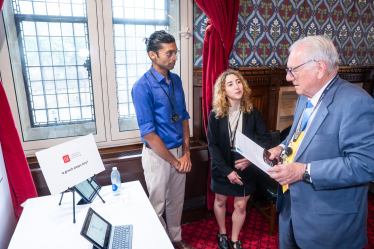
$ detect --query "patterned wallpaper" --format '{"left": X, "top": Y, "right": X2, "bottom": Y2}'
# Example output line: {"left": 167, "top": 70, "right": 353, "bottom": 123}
{"left": 193, "top": 0, "right": 374, "bottom": 67}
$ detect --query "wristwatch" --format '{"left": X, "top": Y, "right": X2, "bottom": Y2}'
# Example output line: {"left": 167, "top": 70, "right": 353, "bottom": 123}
{"left": 303, "top": 164, "right": 311, "bottom": 183}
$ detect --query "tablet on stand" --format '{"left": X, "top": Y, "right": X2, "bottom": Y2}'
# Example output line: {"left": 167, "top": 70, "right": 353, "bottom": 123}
{"left": 58, "top": 175, "right": 105, "bottom": 223}
{"left": 74, "top": 176, "right": 102, "bottom": 205}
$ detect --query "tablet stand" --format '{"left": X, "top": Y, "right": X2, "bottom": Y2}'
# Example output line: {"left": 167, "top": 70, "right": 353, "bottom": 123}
{"left": 58, "top": 187, "right": 77, "bottom": 223}
{"left": 58, "top": 174, "right": 105, "bottom": 224}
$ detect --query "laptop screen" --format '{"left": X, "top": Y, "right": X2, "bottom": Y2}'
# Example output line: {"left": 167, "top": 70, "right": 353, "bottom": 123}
{"left": 81, "top": 208, "right": 112, "bottom": 249}
{"left": 87, "top": 213, "right": 108, "bottom": 246}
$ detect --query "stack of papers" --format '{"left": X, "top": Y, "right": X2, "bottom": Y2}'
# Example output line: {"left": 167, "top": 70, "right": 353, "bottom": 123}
{"left": 235, "top": 131, "right": 273, "bottom": 175}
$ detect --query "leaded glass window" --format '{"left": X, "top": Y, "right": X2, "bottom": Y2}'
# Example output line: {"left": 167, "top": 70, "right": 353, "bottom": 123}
{"left": 112, "top": 0, "right": 172, "bottom": 131}
{"left": 12, "top": 0, "right": 94, "bottom": 127}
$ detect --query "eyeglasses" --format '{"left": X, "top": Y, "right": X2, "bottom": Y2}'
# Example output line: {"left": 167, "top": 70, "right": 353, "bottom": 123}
{"left": 285, "top": 59, "right": 318, "bottom": 77}
{"left": 157, "top": 50, "right": 179, "bottom": 60}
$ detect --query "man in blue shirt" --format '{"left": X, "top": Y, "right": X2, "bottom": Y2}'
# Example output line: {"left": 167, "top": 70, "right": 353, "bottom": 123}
{"left": 131, "top": 31, "right": 194, "bottom": 249}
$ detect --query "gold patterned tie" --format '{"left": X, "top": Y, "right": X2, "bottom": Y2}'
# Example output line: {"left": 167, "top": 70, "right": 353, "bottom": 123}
{"left": 282, "top": 100, "right": 313, "bottom": 193}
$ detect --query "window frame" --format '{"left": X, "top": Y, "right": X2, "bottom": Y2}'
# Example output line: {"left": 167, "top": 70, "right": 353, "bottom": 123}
{"left": 0, "top": 0, "right": 194, "bottom": 156}
{"left": 102, "top": 0, "right": 193, "bottom": 142}
{"left": 13, "top": 14, "right": 96, "bottom": 128}
{"left": 0, "top": 0, "right": 107, "bottom": 154}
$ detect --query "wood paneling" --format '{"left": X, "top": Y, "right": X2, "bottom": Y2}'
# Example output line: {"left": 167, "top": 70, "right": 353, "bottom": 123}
{"left": 192, "top": 68, "right": 206, "bottom": 142}
{"left": 251, "top": 86, "right": 270, "bottom": 128}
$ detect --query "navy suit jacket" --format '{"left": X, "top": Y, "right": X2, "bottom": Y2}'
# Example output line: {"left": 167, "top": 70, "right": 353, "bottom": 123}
{"left": 277, "top": 77, "right": 374, "bottom": 248}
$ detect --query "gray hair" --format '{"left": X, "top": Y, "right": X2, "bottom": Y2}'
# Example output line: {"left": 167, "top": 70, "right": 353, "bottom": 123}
{"left": 288, "top": 35, "right": 339, "bottom": 73}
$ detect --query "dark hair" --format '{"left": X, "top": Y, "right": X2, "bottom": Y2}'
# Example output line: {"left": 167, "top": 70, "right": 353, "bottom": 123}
{"left": 144, "top": 30, "right": 175, "bottom": 54}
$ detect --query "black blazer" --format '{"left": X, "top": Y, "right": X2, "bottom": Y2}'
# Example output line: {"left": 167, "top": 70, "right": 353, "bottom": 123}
{"left": 207, "top": 107, "right": 272, "bottom": 182}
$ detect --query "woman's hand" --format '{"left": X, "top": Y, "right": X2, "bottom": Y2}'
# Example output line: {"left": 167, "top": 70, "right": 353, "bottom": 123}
{"left": 235, "top": 158, "right": 252, "bottom": 171}
{"left": 227, "top": 171, "right": 243, "bottom": 185}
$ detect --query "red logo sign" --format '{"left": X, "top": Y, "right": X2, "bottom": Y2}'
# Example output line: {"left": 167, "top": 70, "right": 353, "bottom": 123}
{"left": 63, "top": 155, "right": 70, "bottom": 163}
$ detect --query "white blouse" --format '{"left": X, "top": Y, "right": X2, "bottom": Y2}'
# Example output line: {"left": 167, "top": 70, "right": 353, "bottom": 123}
{"left": 228, "top": 105, "right": 243, "bottom": 148}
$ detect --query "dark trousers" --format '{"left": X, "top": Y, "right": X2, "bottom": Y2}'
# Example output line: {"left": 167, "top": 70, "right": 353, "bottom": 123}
{"left": 279, "top": 191, "right": 300, "bottom": 249}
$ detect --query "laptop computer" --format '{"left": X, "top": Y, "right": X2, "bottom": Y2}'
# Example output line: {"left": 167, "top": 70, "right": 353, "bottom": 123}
{"left": 81, "top": 207, "right": 133, "bottom": 249}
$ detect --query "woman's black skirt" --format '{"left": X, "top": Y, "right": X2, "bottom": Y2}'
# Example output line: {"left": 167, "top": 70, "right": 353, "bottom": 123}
{"left": 211, "top": 151, "right": 256, "bottom": 197}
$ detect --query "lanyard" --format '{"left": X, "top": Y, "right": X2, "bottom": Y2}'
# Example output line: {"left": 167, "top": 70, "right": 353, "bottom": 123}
{"left": 292, "top": 74, "right": 339, "bottom": 142}
{"left": 149, "top": 70, "right": 176, "bottom": 115}
{"left": 228, "top": 111, "right": 242, "bottom": 148}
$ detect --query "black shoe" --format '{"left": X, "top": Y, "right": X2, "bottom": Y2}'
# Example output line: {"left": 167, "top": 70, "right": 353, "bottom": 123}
{"left": 230, "top": 239, "right": 243, "bottom": 249}
{"left": 216, "top": 232, "right": 230, "bottom": 249}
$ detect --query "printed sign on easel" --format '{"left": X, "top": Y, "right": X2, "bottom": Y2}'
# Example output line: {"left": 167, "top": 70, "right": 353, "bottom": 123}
{"left": 36, "top": 134, "right": 105, "bottom": 195}
{"left": 0, "top": 143, "right": 17, "bottom": 249}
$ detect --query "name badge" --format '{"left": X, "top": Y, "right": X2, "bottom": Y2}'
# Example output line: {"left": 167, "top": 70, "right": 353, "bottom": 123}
{"left": 171, "top": 114, "right": 179, "bottom": 123}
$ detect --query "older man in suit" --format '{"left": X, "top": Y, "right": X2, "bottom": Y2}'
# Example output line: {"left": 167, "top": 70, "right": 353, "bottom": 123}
{"left": 268, "top": 35, "right": 374, "bottom": 249}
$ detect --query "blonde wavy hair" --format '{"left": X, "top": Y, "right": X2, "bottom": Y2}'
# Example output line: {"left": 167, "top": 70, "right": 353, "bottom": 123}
{"left": 212, "top": 69, "right": 253, "bottom": 118}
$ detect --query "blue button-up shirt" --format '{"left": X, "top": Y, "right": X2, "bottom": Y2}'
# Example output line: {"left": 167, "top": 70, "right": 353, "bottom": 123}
{"left": 131, "top": 67, "right": 190, "bottom": 149}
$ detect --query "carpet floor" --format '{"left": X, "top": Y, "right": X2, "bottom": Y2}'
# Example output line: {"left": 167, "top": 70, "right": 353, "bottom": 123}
{"left": 181, "top": 195, "right": 374, "bottom": 249}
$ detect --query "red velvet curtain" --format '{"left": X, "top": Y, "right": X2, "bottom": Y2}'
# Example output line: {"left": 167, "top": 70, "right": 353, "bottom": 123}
{"left": 0, "top": 0, "right": 38, "bottom": 221}
{"left": 194, "top": 0, "right": 239, "bottom": 212}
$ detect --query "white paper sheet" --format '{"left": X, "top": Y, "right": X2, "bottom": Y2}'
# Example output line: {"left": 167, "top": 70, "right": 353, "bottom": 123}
{"left": 235, "top": 130, "right": 273, "bottom": 175}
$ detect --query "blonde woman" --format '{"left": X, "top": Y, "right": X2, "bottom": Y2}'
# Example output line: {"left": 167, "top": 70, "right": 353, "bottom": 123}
{"left": 207, "top": 69, "right": 272, "bottom": 249}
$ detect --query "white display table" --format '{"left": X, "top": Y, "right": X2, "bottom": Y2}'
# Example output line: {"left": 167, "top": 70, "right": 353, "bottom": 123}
{"left": 8, "top": 181, "right": 174, "bottom": 249}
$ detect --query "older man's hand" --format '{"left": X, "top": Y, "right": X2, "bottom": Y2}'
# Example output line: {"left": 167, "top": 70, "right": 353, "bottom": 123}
{"left": 268, "top": 146, "right": 283, "bottom": 161}
{"left": 268, "top": 162, "right": 306, "bottom": 185}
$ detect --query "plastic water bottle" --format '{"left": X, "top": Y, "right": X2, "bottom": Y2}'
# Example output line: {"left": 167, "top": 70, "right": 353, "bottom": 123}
{"left": 111, "top": 167, "right": 121, "bottom": 196}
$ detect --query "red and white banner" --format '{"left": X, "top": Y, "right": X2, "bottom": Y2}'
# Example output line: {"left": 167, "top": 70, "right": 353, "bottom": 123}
{"left": 0, "top": 143, "right": 16, "bottom": 249}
